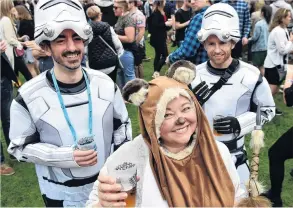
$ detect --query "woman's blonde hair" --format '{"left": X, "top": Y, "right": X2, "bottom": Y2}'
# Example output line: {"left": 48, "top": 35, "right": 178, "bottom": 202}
{"left": 86, "top": 5, "right": 102, "bottom": 20}
{"left": 0, "top": 0, "right": 15, "bottom": 20}
{"left": 115, "top": 0, "right": 129, "bottom": 12}
{"left": 269, "top": 8, "right": 291, "bottom": 32}
{"left": 15, "top": 5, "right": 32, "bottom": 20}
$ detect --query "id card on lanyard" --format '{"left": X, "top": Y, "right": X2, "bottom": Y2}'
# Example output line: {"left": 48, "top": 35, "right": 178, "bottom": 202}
{"left": 51, "top": 69, "right": 96, "bottom": 150}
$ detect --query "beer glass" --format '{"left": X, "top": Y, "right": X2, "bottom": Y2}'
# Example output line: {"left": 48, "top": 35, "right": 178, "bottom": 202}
{"left": 213, "top": 115, "right": 224, "bottom": 136}
{"left": 108, "top": 162, "right": 137, "bottom": 207}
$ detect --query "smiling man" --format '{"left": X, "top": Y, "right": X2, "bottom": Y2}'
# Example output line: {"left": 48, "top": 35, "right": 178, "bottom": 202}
{"left": 190, "top": 3, "right": 275, "bottom": 189}
{"left": 7, "top": 0, "right": 132, "bottom": 207}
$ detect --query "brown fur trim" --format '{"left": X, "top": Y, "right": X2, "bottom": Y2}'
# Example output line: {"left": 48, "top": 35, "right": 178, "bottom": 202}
{"left": 122, "top": 79, "right": 149, "bottom": 104}
{"left": 166, "top": 60, "right": 196, "bottom": 79}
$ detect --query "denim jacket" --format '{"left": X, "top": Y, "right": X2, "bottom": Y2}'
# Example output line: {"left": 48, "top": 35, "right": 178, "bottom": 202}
{"left": 249, "top": 19, "right": 269, "bottom": 52}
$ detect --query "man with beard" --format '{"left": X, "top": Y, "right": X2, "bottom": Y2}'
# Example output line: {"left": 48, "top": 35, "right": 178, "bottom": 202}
{"left": 7, "top": 0, "right": 132, "bottom": 207}
{"left": 190, "top": 3, "right": 275, "bottom": 189}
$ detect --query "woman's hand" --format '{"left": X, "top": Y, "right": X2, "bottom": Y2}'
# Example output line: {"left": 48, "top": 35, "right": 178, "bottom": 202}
{"left": 98, "top": 174, "right": 128, "bottom": 207}
{"left": 290, "top": 32, "right": 293, "bottom": 42}
{"left": 165, "top": 20, "right": 173, "bottom": 27}
{"left": 0, "top": 40, "right": 7, "bottom": 53}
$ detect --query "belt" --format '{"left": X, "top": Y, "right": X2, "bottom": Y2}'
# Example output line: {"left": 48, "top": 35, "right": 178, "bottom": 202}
{"left": 221, "top": 136, "right": 244, "bottom": 153}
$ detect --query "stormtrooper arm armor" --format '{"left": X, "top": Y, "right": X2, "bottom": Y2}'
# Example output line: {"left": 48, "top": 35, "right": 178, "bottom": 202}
{"left": 236, "top": 76, "right": 276, "bottom": 137}
{"left": 110, "top": 27, "right": 124, "bottom": 58}
{"left": 112, "top": 86, "right": 132, "bottom": 151}
{"left": 8, "top": 99, "right": 79, "bottom": 168}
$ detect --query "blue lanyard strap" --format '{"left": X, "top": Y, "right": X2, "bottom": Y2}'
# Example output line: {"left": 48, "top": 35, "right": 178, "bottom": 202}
{"left": 51, "top": 69, "right": 93, "bottom": 146}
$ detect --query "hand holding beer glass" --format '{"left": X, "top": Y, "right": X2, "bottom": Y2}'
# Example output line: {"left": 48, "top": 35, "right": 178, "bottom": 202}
{"left": 108, "top": 162, "right": 137, "bottom": 207}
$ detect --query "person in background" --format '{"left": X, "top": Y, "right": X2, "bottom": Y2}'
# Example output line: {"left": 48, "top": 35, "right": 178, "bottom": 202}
{"left": 262, "top": 65, "right": 293, "bottom": 207}
{"left": 0, "top": 0, "right": 32, "bottom": 86}
{"left": 221, "top": 0, "right": 251, "bottom": 59}
{"left": 87, "top": 5, "right": 124, "bottom": 82}
{"left": 113, "top": 0, "right": 136, "bottom": 88}
{"left": 164, "top": 0, "right": 176, "bottom": 47}
{"left": 15, "top": 5, "right": 39, "bottom": 77}
{"left": 167, "top": 0, "right": 210, "bottom": 65}
{"left": 270, "top": 0, "right": 293, "bottom": 20}
{"left": 264, "top": 8, "right": 293, "bottom": 116}
{"left": 94, "top": 0, "right": 118, "bottom": 26}
{"left": 0, "top": 38, "right": 17, "bottom": 176}
{"left": 249, "top": 5, "right": 272, "bottom": 75}
{"left": 175, "top": 0, "right": 192, "bottom": 47}
{"left": 128, "top": 0, "right": 146, "bottom": 78}
{"left": 150, "top": 0, "right": 173, "bottom": 78}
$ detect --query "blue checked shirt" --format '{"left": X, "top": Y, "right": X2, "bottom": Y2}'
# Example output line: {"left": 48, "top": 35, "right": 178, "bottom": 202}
{"left": 221, "top": 0, "right": 251, "bottom": 38}
{"left": 169, "top": 7, "right": 209, "bottom": 65}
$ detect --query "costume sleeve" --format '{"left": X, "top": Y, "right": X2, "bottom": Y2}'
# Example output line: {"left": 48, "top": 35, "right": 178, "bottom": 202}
{"left": 216, "top": 141, "right": 247, "bottom": 204}
{"left": 169, "top": 14, "right": 202, "bottom": 63}
{"left": 86, "top": 167, "right": 107, "bottom": 207}
{"left": 8, "top": 98, "right": 80, "bottom": 168}
{"left": 249, "top": 23, "right": 261, "bottom": 43}
{"left": 243, "top": 2, "right": 251, "bottom": 38}
{"left": 112, "top": 86, "right": 132, "bottom": 150}
{"left": 110, "top": 26, "right": 124, "bottom": 57}
{"left": 236, "top": 75, "right": 275, "bottom": 137}
{"left": 274, "top": 28, "right": 293, "bottom": 55}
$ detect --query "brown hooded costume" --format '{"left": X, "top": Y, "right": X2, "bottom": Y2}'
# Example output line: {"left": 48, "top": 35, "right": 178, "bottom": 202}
{"left": 123, "top": 75, "right": 235, "bottom": 207}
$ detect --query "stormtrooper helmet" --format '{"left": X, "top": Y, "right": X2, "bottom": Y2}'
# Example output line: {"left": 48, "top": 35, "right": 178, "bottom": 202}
{"left": 197, "top": 3, "right": 241, "bottom": 43}
{"left": 34, "top": 0, "right": 93, "bottom": 45}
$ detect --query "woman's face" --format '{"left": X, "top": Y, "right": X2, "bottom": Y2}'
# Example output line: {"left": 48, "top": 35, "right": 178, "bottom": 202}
{"left": 113, "top": 3, "right": 123, "bottom": 16}
{"left": 160, "top": 96, "right": 197, "bottom": 153}
{"left": 282, "top": 12, "right": 292, "bottom": 26}
{"left": 11, "top": 7, "right": 18, "bottom": 19}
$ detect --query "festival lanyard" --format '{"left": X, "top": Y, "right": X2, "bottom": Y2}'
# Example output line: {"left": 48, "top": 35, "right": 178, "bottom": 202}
{"left": 51, "top": 69, "right": 93, "bottom": 147}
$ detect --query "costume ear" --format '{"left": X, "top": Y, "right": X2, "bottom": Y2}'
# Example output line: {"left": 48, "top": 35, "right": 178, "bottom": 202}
{"left": 166, "top": 60, "right": 196, "bottom": 85}
{"left": 122, "top": 79, "right": 149, "bottom": 106}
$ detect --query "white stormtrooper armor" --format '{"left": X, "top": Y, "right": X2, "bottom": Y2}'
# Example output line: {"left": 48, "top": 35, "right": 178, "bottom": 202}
{"left": 34, "top": 0, "right": 93, "bottom": 45}
{"left": 197, "top": 3, "right": 241, "bottom": 43}
{"left": 8, "top": 69, "right": 132, "bottom": 206}
{"left": 191, "top": 61, "right": 275, "bottom": 187}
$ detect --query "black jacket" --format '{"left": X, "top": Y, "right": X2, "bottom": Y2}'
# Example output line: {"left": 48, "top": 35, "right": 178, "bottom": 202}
{"left": 88, "top": 21, "right": 118, "bottom": 70}
{"left": 1, "top": 53, "right": 18, "bottom": 83}
{"left": 18, "top": 19, "right": 34, "bottom": 40}
{"left": 149, "top": 10, "right": 170, "bottom": 47}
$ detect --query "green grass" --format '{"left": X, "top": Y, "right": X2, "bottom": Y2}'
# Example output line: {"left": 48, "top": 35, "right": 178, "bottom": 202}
{"left": 1, "top": 41, "right": 293, "bottom": 207}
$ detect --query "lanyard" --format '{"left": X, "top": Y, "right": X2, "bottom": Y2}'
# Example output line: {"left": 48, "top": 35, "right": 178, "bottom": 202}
{"left": 51, "top": 69, "right": 93, "bottom": 147}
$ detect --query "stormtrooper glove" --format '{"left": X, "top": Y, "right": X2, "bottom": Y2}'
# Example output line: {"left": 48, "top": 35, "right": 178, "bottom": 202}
{"left": 192, "top": 81, "right": 210, "bottom": 106}
{"left": 213, "top": 116, "right": 241, "bottom": 135}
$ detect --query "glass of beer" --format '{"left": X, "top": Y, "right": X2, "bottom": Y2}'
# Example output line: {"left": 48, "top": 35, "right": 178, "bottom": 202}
{"left": 213, "top": 115, "right": 224, "bottom": 136}
{"left": 108, "top": 162, "right": 137, "bottom": 207}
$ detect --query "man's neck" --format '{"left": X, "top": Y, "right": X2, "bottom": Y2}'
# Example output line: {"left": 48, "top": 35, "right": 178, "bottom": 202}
{"left": 130, "top": 7, "right": 137, "bottom": 13}
{"left": 53, "top": 66, "right": 83, "bottom": 84}
{"left": 210, "top": 57, "right": 233, "bottom": 69}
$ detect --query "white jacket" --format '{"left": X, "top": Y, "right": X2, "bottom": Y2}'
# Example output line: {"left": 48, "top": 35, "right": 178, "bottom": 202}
{"left": 264, "top": 26, "right": 293, "bottom": 68}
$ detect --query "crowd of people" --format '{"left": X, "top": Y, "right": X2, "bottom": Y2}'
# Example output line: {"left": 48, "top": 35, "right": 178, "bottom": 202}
{"left": 0, "top": 0, "right": 293, "bottom": 207}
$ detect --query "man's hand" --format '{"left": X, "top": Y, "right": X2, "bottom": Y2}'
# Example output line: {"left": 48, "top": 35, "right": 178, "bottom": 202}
{"left": 73, "top": 149, "right": 97, "bottom": 167}
{"left": 98, "top": 174, "right": 128, "bottom": 207}
{"left": 213, "top": 116, "right": 241, "bottom": 135}
{"left": 242, "top": 37, "right": 248, "bottom": 46}
{"left": 0, "top": 40, "right": 7, "bottom": 53}
{"left": 192, "top": 81, "right": 210, "bottom": 106}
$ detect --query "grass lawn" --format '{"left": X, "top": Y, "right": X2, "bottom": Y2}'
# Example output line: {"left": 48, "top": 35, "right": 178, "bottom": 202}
{"left": 1, "top": 41, "right": 293, "bottom": 207}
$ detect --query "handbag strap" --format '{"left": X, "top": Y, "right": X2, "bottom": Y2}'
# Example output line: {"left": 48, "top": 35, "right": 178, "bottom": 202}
{"left": 98, "top": 35, "right": 117, "bottom": 56}
{"left": 192, "top": 59, "right": 239, "bottom": 104}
